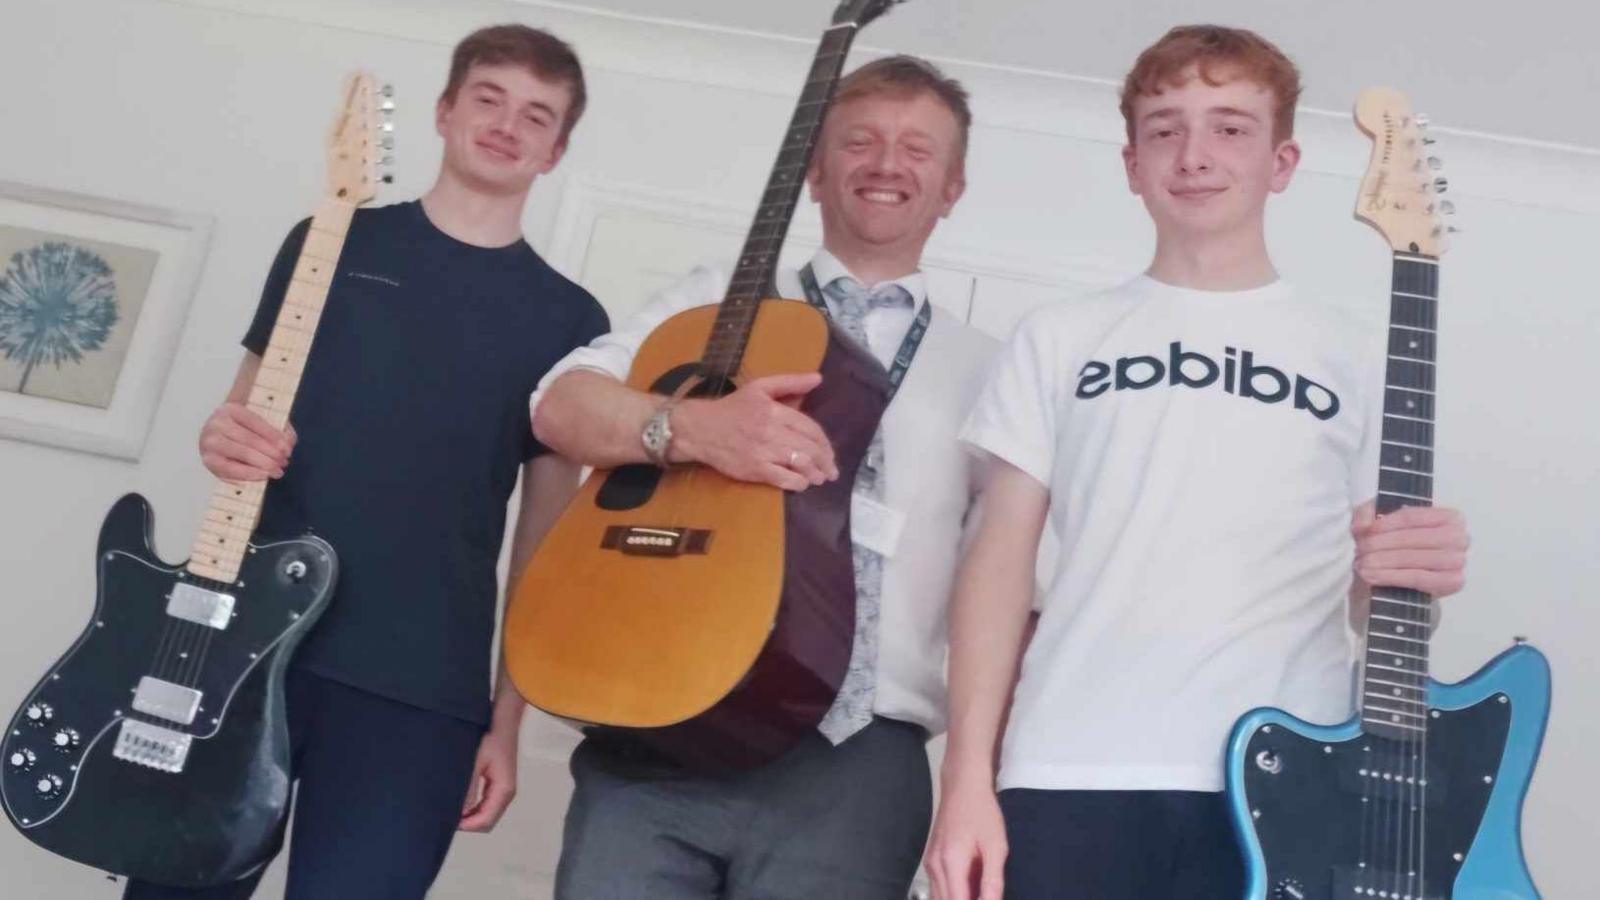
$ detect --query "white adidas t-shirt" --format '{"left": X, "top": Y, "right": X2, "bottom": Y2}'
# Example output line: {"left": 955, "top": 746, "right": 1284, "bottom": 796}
{"left": 962, "top": 275, "right": 1384, "bottom": 792}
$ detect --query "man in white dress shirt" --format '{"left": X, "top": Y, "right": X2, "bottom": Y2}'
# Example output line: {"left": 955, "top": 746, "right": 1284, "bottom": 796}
{"left": 529, "top": 56, "right": 996, "bottom": 900}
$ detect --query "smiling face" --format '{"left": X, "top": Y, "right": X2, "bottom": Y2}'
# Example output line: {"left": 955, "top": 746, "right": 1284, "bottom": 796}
{"left": 435, "top": 62, "right": 572, "bottom": 197}
{"left": 1122, "top": 65, "right": 1300, "bottom": 244}
{"left": 806, "top": 90, "right": 966, "bottom": 269}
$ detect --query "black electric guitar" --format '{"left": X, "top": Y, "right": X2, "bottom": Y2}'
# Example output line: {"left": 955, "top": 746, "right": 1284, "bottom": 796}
{"left": 1, "top": 73, "right": 393, "bottom": 887}
{"left": 1226, "top": 87, "right": 1549, "bottom": 900}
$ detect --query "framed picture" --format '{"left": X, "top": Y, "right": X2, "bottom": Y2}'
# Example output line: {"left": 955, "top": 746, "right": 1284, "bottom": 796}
{"left": 0, "top": 181, "right": 212, "bottom": 459}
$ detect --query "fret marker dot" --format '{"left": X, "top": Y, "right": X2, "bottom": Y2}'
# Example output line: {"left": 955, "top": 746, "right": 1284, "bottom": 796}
{"left": 1403, "top": 455, "right": 1413, "bottom": 463}
{"left": 1393, "top": 657, "right": 1403, "bottom": 665}
{"left": 1408, "top": 341, "right": 1419, "bottom": 349}
{"left": 1406, "top": 401, "right": 1415, "bottom": 409}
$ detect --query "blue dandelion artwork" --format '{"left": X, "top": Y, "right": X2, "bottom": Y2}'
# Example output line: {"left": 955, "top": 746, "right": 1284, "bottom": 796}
{"left": 0, "top": 228, "right": 158, "bottom": 409}
{"left": 0, "top": 242, "right": 119, "bottom": 393}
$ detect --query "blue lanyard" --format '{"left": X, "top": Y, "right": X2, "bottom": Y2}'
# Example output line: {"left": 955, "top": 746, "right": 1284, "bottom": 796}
{"left": 798, "top": 263, "right": 931, "bottom": 402}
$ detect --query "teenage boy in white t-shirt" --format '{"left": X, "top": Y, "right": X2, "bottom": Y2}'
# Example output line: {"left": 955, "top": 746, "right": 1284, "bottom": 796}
{"left": 924, "top": 25, "right": 1471, "bottom": 900}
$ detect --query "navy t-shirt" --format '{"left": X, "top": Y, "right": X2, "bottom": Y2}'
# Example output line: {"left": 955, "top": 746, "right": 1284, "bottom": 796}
{"left": 242, "top": 200, "right": 608, "bottom": 724}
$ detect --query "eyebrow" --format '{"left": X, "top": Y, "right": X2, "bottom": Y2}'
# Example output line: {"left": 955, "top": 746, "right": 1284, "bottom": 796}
{"left": 1141, "top": 105, "right": 1261, "bottom": 124}
{"left": 1209, "top": 106, "right": 1262, "bottom": 121}
{"left": 466, "top": 80, "right": 559, "bottom": 119}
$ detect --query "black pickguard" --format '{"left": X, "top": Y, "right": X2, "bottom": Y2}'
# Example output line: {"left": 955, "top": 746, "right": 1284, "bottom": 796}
{"left": 1, "top": 494, "right": 336, "bottom": 887}
{"left": 1239, "top": 697, "right": 1511, "bottom": 899}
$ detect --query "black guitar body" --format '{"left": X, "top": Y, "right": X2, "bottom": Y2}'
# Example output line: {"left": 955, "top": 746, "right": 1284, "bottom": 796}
{"left": 1, "top": 494, "right": 335, "bottom": 887}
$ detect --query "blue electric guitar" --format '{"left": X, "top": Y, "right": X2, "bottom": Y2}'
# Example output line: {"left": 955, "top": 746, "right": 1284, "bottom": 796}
{"left": 1226, "top": 87, "right": 1550, "bottom": 900}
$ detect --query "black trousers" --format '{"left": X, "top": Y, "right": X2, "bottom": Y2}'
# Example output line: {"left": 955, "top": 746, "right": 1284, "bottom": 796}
{"left": 1000, "top": 789, "right": 1246, "bottom": 899}
{"left": 122, "top": 668, "right": 482, "bottom": 900}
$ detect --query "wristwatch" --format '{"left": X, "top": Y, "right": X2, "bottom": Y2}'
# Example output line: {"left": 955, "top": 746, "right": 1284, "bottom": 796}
{"left": 641, "top": 399, "right": 677, "bottom": 467}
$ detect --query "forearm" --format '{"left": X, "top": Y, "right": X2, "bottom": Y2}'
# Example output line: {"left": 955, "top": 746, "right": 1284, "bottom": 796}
{"left": 532, "top": 369, "right": 658, "bottom": 467}
{"left": 531, "top": 369, "right": 764, "bottom": 475}
{"left": 490, "top": 455, "right": 585, "bottom": 732}
{"left": 488, "top": 657, "right": 526, "bottom": 733}
{"left": 943, "top": 538, "right": 1038, "bottom": 789}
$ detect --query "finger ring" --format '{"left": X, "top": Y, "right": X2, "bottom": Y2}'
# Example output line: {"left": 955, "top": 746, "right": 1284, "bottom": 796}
{"left": 788, "top": 450, "right": 801, "bottom": 467}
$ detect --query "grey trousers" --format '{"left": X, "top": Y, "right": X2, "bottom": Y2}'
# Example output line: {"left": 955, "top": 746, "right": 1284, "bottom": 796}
{"left": 555, "top": 717, "right": 933, "bottom": 900}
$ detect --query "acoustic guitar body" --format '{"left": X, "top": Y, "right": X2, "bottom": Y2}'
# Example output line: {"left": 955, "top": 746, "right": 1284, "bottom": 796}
{"left": 505, "top": 299, "right": 889, "bottom": 769}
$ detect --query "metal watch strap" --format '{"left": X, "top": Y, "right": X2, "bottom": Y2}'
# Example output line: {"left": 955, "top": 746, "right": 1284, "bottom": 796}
{"left": 642, "top": 399, "right": 677, "bottom": 467}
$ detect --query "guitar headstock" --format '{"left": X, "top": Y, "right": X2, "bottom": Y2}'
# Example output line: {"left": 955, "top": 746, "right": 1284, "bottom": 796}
{"left": 1353, "top": 86, "right": 1455, "bottom": 257}
{"left": 832, "top": 0, "right": 906, "bottom": 27}
{"left": 326, "top": 71, "right": 395, "bottom": 205}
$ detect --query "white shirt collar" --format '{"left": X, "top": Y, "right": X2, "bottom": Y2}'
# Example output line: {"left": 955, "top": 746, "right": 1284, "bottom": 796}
{"left": 807, "top": 247, "right": 928, "bottom": 308}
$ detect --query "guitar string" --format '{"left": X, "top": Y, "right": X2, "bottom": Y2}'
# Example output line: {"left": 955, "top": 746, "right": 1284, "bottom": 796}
{"left": 1414, "top": 255, "right": 1437, "bottom": 900}
{"left": 1359, "top": 254, "right": 1438, "bottom": 900}
{"left": 1384, "top": 256, "right": 1437, "bottom": 900}
{"left": 673, "top": 39, "right": 850, "bottom": 532}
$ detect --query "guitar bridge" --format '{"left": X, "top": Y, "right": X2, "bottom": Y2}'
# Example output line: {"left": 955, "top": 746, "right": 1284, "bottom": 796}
{"left": 112, "top": 719, "right": 192, "bottom": 773}
{"left": 601, "top": 526, "right": 713, "bottom": 557}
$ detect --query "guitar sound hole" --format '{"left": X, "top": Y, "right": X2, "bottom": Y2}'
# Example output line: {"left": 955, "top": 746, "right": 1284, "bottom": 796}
{"left": 595, "top": 365, "right": 733, "bottom": 512}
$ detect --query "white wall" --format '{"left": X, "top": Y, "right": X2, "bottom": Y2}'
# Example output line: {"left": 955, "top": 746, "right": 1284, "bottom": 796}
{"left": 1, "top": 0, "right": 1595, "bottom": 897}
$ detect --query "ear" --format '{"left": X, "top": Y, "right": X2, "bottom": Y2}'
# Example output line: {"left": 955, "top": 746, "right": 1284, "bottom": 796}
{"left": 806, "top": 160, "right": 824, "bottom": 203}
{"left": 538, "top": 135, "right": 569, "bottom": 175}
{"left": 435, "top": 96, "right": 451, "bottom": 140}
{"left": 1269, "top": 138, "right": 1301, "bottom": 194}
{"left": 1121, "top": 143, "right": 1141, "bottom": 195}
{"left": 938, "top": 165, "right": 967, "bottom": 218}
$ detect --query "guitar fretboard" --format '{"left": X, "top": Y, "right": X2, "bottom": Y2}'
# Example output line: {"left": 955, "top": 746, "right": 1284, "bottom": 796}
{"left": 1360, "top": 252, "right": 1440, "bottom": 742}
{"left": 186, "top": 199, "right": 356, "bottom": 583}
{"left": 701, "top": 24, "right": 860, "bottom": 377}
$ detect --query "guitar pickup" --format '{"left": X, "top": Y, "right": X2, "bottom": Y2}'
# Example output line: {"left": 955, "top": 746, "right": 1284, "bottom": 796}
{"left": 131, "top": 677, "right": 203, "bottom": 726}
{"left": 601, "top": 526, "right": 713, "bottom": 557}
{"left": 167, "top": 582, "right": 235, "bottom": 630}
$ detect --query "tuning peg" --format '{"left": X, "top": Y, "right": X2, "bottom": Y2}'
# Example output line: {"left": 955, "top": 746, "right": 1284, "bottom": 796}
{"left": 381, "top": 136, "right": 395, "bottom": 150}
{"left": 380, "top": 174, "right": 395, "bottom": 184}
{"left": 1427, "top": 156, "right": 1443, "bottom": 170}
{"left": 1415, "top": 113, "right": 1431, "bottom": 129}
{"left": 380, "top": 154, "right": 394, "bottom": 168}
{"left": 381, "top": 84, "right": 395, "bottom": 98}
{"left": 1422, "top": 135, "right": 1437, "bottom": 145}
{"left": 1439, "top": 200, "right": 1456, "bottom": 216}
{"left": 381, "top": 121, "right": 395, "bottom": 133}
{"left": 380, "top": 99, "right": 396, "bottom": 112}
{"left": 1433, "top": 177, "right": 1449, "bottom": 193}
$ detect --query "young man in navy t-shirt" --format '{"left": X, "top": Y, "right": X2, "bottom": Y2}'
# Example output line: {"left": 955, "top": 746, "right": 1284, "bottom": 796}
{"left": 124, "top": 25, "right": 608, "bottom": 899}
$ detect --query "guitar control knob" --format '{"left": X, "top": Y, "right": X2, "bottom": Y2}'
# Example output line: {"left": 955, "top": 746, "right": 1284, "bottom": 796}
{"left": 52, "top": 728, "right": 81, "bottom": 752}
{"left": 8, "top": 748, "right": 36, "bottom": 771}
{"left": 34, "top": 773, "right": 63, "bottom": 798}
{"left": 1273, "top": 878, "right": 1306, "bottom": 899}
{"left": 24, "top": 702, "right": 53, "bottom": 726}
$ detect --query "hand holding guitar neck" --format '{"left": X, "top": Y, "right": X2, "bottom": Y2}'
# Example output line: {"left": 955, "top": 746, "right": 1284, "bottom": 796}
{"left": 199, "top": 400, "right": 296, "bottom": 482}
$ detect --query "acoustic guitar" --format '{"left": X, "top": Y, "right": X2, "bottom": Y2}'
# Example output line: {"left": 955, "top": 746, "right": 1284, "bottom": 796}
{"left": 504, "top": 0, "right": 907, "bottom": 770}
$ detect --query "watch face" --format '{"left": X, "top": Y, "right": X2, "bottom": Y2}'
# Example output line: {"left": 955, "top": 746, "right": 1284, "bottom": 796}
{"left": 643, "top": 409, "right": 671, "bottom": 454}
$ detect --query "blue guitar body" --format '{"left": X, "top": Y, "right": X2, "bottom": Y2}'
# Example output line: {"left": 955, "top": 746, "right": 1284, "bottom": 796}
{"left": 1227, "top": 643, "right": 1550, "bottom": 899}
